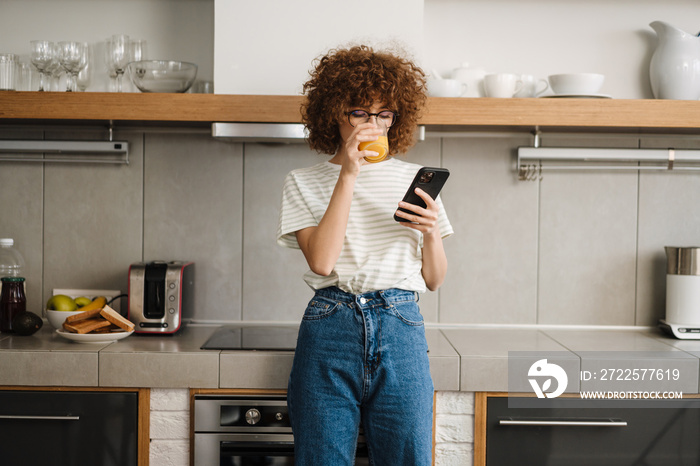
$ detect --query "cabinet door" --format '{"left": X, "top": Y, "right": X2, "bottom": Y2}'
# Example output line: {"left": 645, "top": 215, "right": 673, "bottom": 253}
{"left": 0, "top": 390, "right": 138, "bottom": 466}
{"left": 486, "top": 396, "right": 700, "bottom": 466}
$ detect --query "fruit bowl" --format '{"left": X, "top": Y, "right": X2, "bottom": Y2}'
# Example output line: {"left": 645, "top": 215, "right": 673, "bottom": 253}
{"left": 46, "top": 309, "right": 84, "bottom": 330}
{"left": 126, "top": 60, "right": 198, "bottom": 93}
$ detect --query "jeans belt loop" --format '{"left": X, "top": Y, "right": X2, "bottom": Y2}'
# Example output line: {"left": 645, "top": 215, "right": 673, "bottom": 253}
{"left": 378, "top": 289, "right": 388, "bottom": 307}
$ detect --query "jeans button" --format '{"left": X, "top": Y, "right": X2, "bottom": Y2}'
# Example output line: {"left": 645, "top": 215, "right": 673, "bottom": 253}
{"left": 360, "top": 297, "right": 367, "bottom": 305}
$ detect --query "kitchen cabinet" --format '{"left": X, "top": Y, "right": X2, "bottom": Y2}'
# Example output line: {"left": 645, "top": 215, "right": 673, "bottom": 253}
{"left": 2, "top": 92, "right": 700, "bottom": 133}
{"left": 474, "top": 392, "right": 700, "bottom": 466}
{"left": 0, "top": 387, "right": 150, "bottom": 466}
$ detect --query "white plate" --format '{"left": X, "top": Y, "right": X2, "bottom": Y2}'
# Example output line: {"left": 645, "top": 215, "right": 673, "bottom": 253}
{"left": 55, "top": 329, "right": 133, "bottom": 344}
{"left": 541, "top": 94, "right": 612, "bottom": 99}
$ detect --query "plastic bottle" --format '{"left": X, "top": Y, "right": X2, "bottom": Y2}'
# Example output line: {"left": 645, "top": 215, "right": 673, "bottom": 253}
{"left": 0, "top": 238, "right": 24, "bottom": 278}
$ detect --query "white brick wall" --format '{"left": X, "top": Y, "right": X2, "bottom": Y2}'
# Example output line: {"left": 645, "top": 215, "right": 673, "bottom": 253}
{"left": 150, "top": 388, "right": 190, "bottom": 466}
{"left": 435, "top": 391, "right": 475, "bottom": 466}
{"left": 148, "top": 389, "right": 475, "bottom": 466}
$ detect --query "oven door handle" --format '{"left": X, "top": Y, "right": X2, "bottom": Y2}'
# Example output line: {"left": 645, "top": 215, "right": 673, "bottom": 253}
{"left": 499, "top": 418, "right": 627, "bottom": 427}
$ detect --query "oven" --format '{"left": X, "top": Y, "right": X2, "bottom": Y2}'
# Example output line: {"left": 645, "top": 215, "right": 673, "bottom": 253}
{"left": 193, "top": 394, "right": 369, "bottom": 465}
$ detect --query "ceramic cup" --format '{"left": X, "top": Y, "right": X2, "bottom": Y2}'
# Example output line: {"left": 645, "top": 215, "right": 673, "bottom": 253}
{"left": 484, "top": 73, "right": 523, "bottom": 98}
{"left": 513, "top": 74, "right": 549, "bottom": 98}
{"left": 548, "top": 73, "right": 604, "bottom": 95}
{"left": 451, "top": 64, "right": 486, "bottom": 97}
{"left": 427, "top": 78, "right": 467, "bottom": 97}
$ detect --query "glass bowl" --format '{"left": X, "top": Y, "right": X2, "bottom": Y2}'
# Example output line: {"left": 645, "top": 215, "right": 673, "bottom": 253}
{"left": 126, "top": 60, "right": 198, "bottom": 93}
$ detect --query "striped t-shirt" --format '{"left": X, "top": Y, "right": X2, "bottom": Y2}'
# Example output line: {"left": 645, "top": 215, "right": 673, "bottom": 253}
{"left": 277, "top": 157, "right": 453, "bottom": 294}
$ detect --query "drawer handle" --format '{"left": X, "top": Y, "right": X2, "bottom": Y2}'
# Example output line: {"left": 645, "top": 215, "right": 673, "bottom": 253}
{"left": 499, "top": 419, "right": 627, "bottom": 427}
{"left": 0, "top": 415, "right": 80, "bottom": 421}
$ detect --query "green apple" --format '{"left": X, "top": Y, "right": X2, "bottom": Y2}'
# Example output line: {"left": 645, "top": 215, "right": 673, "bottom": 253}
{"left": 48, "top": 294, "right": 78, "bottom": 312}
{"left": 74, "top": 296, "right": 92, "bottom": 307}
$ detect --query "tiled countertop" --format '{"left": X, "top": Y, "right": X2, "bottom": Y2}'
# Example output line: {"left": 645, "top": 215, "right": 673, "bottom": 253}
{"left": 1, "top": 324, "right": 698, "bottom": 392}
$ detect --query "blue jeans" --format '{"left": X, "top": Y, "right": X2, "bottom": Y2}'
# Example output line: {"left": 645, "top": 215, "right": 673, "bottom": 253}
{"left": 288, "top": 286, "right": 434, "bottom": 466}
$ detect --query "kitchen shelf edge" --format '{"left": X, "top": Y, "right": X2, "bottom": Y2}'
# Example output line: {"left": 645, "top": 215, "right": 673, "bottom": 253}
{"left": 2, "top": 92, "right": 700, "bottom": 131}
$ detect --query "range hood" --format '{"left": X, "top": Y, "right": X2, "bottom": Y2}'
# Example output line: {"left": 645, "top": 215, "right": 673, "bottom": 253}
{"left": 212, "top": 123, "right": 307, "bottom": 143}
{"left": 212, "top": 122, "right": 425, "bottom": 144}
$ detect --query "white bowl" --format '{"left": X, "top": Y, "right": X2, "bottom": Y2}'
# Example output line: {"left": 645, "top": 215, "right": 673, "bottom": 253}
{"left": 427, "top": 78, "right": 467, "bottom": 98}
{"left": 46, "top": 309, "right": 84, "bottom": 330}
{"left": 548, "top": 73, "right": 604, "bottom": 95}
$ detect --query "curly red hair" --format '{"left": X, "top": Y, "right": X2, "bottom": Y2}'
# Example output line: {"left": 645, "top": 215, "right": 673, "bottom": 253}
{"left": 302, "top": 45, "right": 426, "bottom": 156}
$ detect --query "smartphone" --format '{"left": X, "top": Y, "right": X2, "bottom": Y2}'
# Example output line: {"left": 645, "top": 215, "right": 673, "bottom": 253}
{"left": 394, "top": 167, "right": 450, "bottom": 222}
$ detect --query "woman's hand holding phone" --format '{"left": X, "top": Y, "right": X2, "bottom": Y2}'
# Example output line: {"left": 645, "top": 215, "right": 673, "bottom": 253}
{"left": 395, "top": 188, "right": 440, "bottom": 235}
{"left": 393, "top": 167, "right": 449, "bottom": 230}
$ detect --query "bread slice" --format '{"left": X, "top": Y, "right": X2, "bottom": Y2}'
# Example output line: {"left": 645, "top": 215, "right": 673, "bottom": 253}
{"left": 64, "top": 308, "right": 103, "bottom": 324}
{"left": 63, "top": 317, "right": 112, "bottom": 334}
{"left": 99, "top": 305, "right": 135, "bottom": 332}
{"left": 91, "top": 324, "right": 120, "bottom": 333}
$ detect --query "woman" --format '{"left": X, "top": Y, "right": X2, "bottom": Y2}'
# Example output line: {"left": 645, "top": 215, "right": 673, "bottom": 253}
{"left": 277, "top": 45, "right": 453, "bottom": 465}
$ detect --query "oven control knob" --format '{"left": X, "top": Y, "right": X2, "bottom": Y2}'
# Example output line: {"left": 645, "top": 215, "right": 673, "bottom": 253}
{"left": 245, "top": 408, "right": 261, "bottom": 425}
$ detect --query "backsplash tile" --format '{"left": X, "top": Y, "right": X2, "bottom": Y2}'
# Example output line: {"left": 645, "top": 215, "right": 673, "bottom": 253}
{"left": 637, "top": 137, "right": 700, "bottom": 326}
{"left": 535, "top": 135, "right": 640, "bottom": 325}
{"left": 143, "top": 133, "right": 243, "bottom": 322}
{"left": 42, "top": 129, "right": 144, "bottom": 314}
{"left": 3, "top": 125, "right": 700, "bottom": 327}
{"left": 0, "top": 129, "right": 44, "bottom": 312}
{"left": 537, "top": 170, "right": 638, "bottom": 325}
{"left": 439, "top": 136, "right": 538, "bottom": 324}
{"left": 242, "top": 143, "right": 320, "bottom": 321}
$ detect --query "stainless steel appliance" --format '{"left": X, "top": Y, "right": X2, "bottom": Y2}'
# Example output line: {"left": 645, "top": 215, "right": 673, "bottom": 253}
{"left": 127, "top": 260, "right": 194, "bottom": 334}
{"left": 193, "top": 394, "right": 369, "bottom": 465}
{"left": 659, "top": 246, "right": 700, "bottom": 339}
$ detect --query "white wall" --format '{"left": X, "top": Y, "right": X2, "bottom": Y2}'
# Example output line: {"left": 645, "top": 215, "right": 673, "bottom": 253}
{"left": 424, "top": 0, "right": 700, "bottom": 99}
{"left": 214, "top": 0, "right": 424, "bottom": 95}
{"left": 3, "top": 0, "right": 700, "bottom": 98}
{"left": 214, "top": 0, "right": 700, "bottom": 99}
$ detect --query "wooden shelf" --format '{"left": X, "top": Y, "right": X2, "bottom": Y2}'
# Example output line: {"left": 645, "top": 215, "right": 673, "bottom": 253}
{"left": 2, "top": 91, "right": 700, "bottom": 133}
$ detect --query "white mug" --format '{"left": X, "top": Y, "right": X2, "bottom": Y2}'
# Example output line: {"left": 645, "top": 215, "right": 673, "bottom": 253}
{"left": 513, "top": 74, "right": 549, "bottom": 98}
{"left": 427, "top": 78, "right": 467, "bottom": 97}
{"left": 484, "top": 73, "right": 523, "bottom": 98}
{"left": 451, "top": 63, "right": 486, "bottom": 97}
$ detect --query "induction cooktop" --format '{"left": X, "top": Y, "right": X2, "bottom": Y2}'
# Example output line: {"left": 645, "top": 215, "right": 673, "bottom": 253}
{"left": 200, "top": 325, "right": 299, "bottom": 351}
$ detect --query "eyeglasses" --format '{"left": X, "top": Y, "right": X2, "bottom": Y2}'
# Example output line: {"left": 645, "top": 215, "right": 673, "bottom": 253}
{"left": 345, "top": 109, "right": 398, "bottom": 128}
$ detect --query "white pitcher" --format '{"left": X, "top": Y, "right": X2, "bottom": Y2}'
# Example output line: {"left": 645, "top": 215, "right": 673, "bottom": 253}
{"left": 649, "top": 21, "right": 700, "bottom": 100}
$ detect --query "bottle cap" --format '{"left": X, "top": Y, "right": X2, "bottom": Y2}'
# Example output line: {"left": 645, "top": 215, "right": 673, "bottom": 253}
{"left": 1, "top": 277, "right": 24, "bottom": 282}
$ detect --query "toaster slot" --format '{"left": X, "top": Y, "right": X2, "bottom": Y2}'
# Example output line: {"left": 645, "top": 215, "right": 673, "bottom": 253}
{"left": 144, "top": 262, "right": 167, "bottom": 319}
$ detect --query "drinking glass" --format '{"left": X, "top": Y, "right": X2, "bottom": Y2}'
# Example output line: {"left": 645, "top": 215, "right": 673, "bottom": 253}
{"left": 30, "top": 40, "right": 55, "bottom": 91}
{"left": 47, "top": 48, "right": 63, "bottom": 91}
{"left": 76, "top": 44, "right": 91, "bottom": 91}
{"left": 58, "top": 41, "right": 87, "bottom": 91}
{"left": 107, "top": 34, "right": 131, "bottom": 92}
{"left": 130, "top": 39, "right": 146, "bottom": 62}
